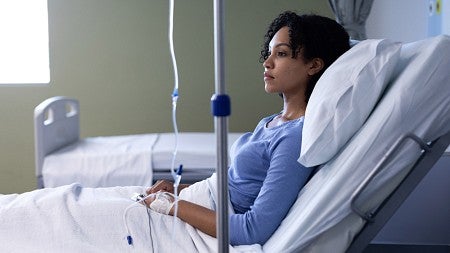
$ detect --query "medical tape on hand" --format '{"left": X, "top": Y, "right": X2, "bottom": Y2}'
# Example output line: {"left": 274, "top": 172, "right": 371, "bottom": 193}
{"left": 149, "top": 192, "right": 177, "bottom": 215}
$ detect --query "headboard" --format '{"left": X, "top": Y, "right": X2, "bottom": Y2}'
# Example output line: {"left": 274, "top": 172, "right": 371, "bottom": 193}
{"left": 34, "top": 96, "right": 80, "bottom": 188}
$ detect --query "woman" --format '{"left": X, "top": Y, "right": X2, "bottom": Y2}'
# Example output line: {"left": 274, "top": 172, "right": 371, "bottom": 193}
{"left": 144, "top": 11, "right": 350, "bottom": 246}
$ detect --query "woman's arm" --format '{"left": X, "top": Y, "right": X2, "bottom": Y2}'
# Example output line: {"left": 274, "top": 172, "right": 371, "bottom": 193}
{"left": 145, "top": 180, "right": 217, "bottom": 238}
{"left": 170, "top": 200, "right": 217, "bottom": 238}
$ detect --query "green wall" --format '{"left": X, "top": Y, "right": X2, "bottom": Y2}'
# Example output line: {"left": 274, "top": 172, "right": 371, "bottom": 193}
{"left": 0, "top": 0, "right": 332, "bottom": 193}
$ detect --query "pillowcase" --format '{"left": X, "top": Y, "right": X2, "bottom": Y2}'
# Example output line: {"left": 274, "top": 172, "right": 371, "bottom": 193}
{"left": 298, "top": 39, "right": 401, "bottom": 167}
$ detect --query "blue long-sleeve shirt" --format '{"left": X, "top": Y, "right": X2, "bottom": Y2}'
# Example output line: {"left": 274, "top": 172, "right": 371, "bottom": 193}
{"left": 228, "top": 114, "right": 312, "bottom": 245}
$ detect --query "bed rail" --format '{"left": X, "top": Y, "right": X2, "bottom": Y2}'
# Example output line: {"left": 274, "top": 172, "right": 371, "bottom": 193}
{"left": 350, "top": 133, "right": 431, "bottom": 221}
{"left": 346, "top": 131, "right": 450, "bottom": 253}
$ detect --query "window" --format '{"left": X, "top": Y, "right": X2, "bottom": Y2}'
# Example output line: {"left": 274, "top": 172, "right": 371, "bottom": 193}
{"left": 0, "top": 0, "right": 50, "bottom": 85}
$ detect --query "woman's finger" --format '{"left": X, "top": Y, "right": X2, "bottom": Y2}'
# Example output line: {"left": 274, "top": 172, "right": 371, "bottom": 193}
{"left": 147, "top": 180, "right": 172, "bottom": 194}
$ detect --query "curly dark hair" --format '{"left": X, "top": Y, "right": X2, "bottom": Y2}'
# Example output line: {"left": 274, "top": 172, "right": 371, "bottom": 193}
{"left": 261, "top": 11, "right": 350, "bottom": 102}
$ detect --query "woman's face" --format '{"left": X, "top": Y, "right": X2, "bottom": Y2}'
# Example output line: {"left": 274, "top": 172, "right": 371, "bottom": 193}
{"left": 263, "top": 26, "right": 312, "bottom": 97}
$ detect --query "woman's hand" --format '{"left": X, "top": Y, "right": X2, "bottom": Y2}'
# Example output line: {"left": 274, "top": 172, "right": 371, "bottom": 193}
{"left": 146, "top": 180, "right": 174, "bottom": 195}
{"left": 143, "top": 191, "right": 176, "bottom": 215}
{"left": 146, "top": 180, "right": 191, "bottom": 196}
{"left": 144, "top": 181, "right": 217, "bottom": 237}
{"left": 142, "top": 193, "right": 157, "bottom": 208}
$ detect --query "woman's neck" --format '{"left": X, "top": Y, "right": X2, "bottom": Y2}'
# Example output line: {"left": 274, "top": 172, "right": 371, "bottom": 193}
{"left": 281, "top": 96, "right": 306, "bottom": 121}
{"left": 279, "top": 109, "right": 304, "bottom": 121}
{"left": 266, "top": 93, "right": 306, "bottom": 128}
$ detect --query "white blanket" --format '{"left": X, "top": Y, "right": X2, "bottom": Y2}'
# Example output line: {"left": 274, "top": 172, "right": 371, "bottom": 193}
{"left": 0, "top": 176, "right": 261, "bottom": 253}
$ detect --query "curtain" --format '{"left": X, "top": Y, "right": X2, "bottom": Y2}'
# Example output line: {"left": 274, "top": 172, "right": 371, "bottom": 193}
{"left": 328, "top": 0, "right": 374, "bottom": 40}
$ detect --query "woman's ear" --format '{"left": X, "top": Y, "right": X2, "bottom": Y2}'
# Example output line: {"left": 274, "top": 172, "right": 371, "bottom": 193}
{"left": 308, "top": 58, "right": 324, "bottom": 76}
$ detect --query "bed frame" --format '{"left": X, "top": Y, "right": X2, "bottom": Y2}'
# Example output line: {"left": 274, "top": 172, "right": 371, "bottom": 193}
{"left": 346, "top": 131, "right": 450, "bottom": 252}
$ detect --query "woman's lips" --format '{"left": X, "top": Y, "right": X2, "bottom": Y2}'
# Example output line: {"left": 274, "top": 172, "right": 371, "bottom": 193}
{"left": 264, "top": 72, "right": 274, "bottom": 80}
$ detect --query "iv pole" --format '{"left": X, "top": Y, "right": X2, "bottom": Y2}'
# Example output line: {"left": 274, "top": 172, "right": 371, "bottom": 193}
{"left": 212, "top": 0, "right": 230, "bottom": 252}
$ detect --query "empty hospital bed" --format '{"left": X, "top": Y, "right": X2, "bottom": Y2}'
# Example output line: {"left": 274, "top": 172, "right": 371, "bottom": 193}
{"left": 0, "top": 35, "right": 445, "bottom": 252}
{"left": 34, "top": 97, "right": 243, "bottom": 188}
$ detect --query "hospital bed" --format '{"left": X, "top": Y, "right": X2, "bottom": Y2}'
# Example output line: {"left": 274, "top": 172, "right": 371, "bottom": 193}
{"left": 1, "top": 35, "right": 447, "bottom": 252}
{"left": 34, "top": 97, "right": 243, "bottom": 188}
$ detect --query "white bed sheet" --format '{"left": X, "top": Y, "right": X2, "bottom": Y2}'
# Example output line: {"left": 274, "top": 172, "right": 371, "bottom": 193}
{"left": 42, "top": 132, "right": 244, "bottom": 188}
{"left": 43, "top": 133, "right": 158, "bottom": 188}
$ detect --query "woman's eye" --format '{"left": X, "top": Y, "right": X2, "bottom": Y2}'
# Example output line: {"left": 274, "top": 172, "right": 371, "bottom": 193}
{"left": 277, "top": 51, "right": 287, "bottom": 57}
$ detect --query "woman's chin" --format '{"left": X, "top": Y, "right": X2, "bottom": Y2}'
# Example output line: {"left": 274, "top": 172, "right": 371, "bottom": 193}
{"left": 264, "top": 85, "right": 277, "bottom": 94}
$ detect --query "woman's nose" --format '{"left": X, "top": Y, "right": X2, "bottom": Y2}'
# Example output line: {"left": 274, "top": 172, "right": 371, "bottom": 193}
{"left": 263, "top": 57, "right": 273, "bottom": 69}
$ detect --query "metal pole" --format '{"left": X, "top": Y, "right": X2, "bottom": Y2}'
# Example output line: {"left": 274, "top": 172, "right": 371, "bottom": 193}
{"left": 213, "top": 0, "right": 229, "bottom": 252}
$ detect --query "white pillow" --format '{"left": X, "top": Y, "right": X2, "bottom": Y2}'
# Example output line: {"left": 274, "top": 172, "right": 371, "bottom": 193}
{"left": 298, "top": 39, "right": 401, "bottom": 167}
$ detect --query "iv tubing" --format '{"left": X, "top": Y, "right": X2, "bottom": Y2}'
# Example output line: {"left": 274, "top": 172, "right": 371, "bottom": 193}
{"left": 169, "top": 0, "right": 179, "bottom": 92}
{"left": 123, "top": 0, "right": 181, "bottom": 247}
{"left": 169, "top": 0, "right": 181, "bottom": 249}
{"left": 169, "top": 0, "right": 180, "bottom": 186}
